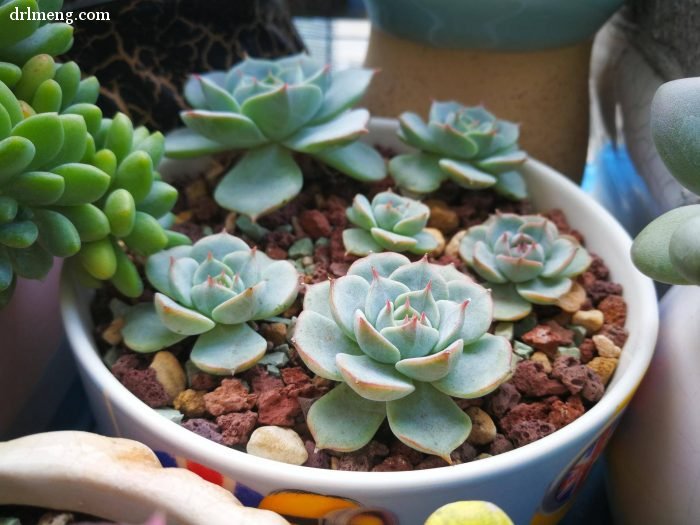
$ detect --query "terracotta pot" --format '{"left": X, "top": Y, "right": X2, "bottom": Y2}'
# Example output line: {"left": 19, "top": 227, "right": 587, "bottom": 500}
{"left": 61, "top": 119, "right": 658, "bottom": 525}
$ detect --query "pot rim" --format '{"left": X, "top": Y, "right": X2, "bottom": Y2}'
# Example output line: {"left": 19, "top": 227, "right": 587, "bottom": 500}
{"left": 61, "top": 117, "right": 659, "bottom": 490}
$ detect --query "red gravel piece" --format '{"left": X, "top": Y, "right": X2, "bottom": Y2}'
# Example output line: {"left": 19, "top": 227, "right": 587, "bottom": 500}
{"left": 257, "top": 389, "right": 301, "bottom": 426}
{"left": 182, "top": 418, "right": 223, "bottom": 444}
{"left": 598, "top": 295, "right": 627, "bottom": 327}
{"left": 204, "top": 378, "right": 258, "bottom": 417}
{"left": 521, "top": 321, "right": 574, "bottom": 357}
{"left": 216, "top": 411, "right": 258, "bottom": 446}
{"left": 299, "top": 210, "right": 332, "bottom": 239}
{"left": 372, "top": 455, "right": 414, "bottom": 472}
{"left": 511, "top": 361, "right": 567, "bottom": 397}
{"left": 119, "top": 368, "right": 170, "bottom": 408}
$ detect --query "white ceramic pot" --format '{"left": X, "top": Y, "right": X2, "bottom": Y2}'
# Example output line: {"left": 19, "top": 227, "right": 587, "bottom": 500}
{"left": 607, "top": 285, "right": 700, "bottom": 525}
{"left": 61, "top": 119, "right": 659, "bottom": 525}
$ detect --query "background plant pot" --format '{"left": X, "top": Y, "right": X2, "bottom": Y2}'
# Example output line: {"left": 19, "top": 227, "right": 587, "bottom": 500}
{"left": 61, "top": 119, "right": 658, "bottom": 525}
{"left": 606, "top": 285, "right": 700, "bottom": 525}
{"left": 360, "top": 0, "right": 623, "bottom": 182}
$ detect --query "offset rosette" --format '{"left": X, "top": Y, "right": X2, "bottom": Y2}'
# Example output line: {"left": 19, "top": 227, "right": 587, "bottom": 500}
{"left": 293, "top": 253, "right": 513, "bottom": 460}
{"left": 459, "top": 213, "right": 592, "bottom": 321}
{"left": 122, "top": 232, "right": 300, "bottom": 375}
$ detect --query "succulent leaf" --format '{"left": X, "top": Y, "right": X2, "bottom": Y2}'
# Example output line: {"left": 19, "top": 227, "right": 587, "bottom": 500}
{"left": 190, "top": 323, "right": 267, "bottom": 375}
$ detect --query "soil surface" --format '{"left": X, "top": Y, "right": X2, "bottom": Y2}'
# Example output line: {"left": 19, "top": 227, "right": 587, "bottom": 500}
{"left": 90, "top": 152, "right": 628, "bottom": 472}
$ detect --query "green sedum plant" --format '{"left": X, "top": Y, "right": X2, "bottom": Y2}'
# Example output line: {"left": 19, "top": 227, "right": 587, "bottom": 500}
{"left": 632, "top": 78, "right": 700, "bottom": 285}
{"left": 458, "top": 213, "right": 591, "bottom": 321}
{"left": 292, "top": 253, "right": 513, "bottom": 459}
{"left": 165, "top": 53, "right": 387, "bottom": 220}
{"left": 343, "top": 190, "right": 439, "bottom": 256}
{"left": 122, "top": 232, "right": 300, "bottom": 375}
{"left": 389, "top": 101, "right": 528, "bottom": 200}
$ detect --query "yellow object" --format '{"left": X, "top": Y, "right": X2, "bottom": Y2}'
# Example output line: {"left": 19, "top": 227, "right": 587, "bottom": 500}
{"left": 425, "top": 501, "right": 514, "bottom": 525}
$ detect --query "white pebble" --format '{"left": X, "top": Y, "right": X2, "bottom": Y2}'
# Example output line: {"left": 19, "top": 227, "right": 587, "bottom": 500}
{"left": 592, "top": 334, "right": 622, "bottom": 358}
{"left": 246, "top": 426, "right": 308, "bottom": 465}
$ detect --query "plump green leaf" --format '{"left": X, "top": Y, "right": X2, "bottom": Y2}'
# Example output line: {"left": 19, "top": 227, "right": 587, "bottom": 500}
{"left": 313, "top": 140, "right": 386, "bottom": 182}
{"left": 0, "top": 79, "right": 23, "bottom": 126}
{"left": 0, "top": 22, "right": 73, "bottom": 66}
{"left": 57, "top": 203, "right": 110, "bottom": 242}
{"left": 489, "top": 283, "right": 532, "bottom": 321}
{"left": 0, "top": 196, "right": 18, "bottom": 224}
{"left": 122, "top": 303, "right": 187, "bottom": 353}
{"left": 0, "top": 0, "right": 40, "bottom": 48}
{"left": 164, "top": 127, "right": 232, "bottom": 159}
{"left": 165, "top": 230, "right": 192, "bottom": 248}
{"left": 0, "top": 62, "right": 21, "bottom": 88}
{"left": 50, "top": 114, "right": 88, "bottom": 166}
{"left": 395, "top": 339, "right": 463, "bottom": 382}
{"left": 122, "top": 211, "right": 168, "bottom": 256}
{"left": 342, "top": 228, "right": 382, "bottom": 256}
{"left": 103, "top": 188, "right": 136, "bottom": 238}
{"left": 181, "top": 110, "right": 266, "bottom": 149}
{"left": 73, "top": 76, "right": 99, "bottom": 105}
{"left": 14, "top": 53, "right": 55, "bottom": 102}
{"left": 63, "top": 103, "right": 102, "bottom": 136}
{"left": 214, "top": 145, "right": 303, "bottom": 219}
{"left": 389, "top": 152, "right": 446, "bottom": 194}
{"left": 91, "top": 148, "right": 117, "bottom": 177}
{"left": 493, "top": 170, "right": 528, "bottom": 200}
{"left": 191, "top": 323, "right": 268, "bottom": 375}
{"left": 336, "top": 353, "right": 415, "bottom": 402}
{"left": 10, "top": 242, "right": 52, "bottom": 279}
{"left": 0, "top": 220, "right": 37, "bottom": 248}
{"left": 669, "top": 214, "right": 700, "bottom": 284}
{"left": 155, "top": 292, "right": 215, "bottom": 335}
{"left": 307, "top": 383, "right": 386, "bottom": 452}
{"left": 516, "top": 277, "right": 572, "bottom": 304}
{"left": 330, "top": 274, "right": 370, "bottom": 339}
{"left": 0, "top": 136, "right": 35, "bottom": 186}
{"left": 33, "top": 208, "right": 81, "bottom": 256}
{"left": 283, "top": 108, "right": 369, "bottom": 153}
{"left": 103, "top": 113, "right": 133, "bottom": 164}
{"left": 54, "top": 61, "right": 80, "bottom": 110}
{"left": 110, "top": 242, "right": 144, "bottom": 298}
{"left": 135, "top": 131, "right": 165, "bottom": 167}
{"left": 112, "top": 150, "right": 154, "bottom": 203}
{"left": 51, "top": 163, "right": 110, "bottom": 205}
{"left": 439, "top": 159, "right": 498, "bottom": 189}
{"left": 311, "top": 68, "right": 375, "bottom": 124}
{"left": 78, "top": 237, "right": 117, "bottom": 280}
{"left": 136, "top": 180, "right": 177, "bottom": 219}
{"left": 2, "top": 170, "right": 64, "bottom": 205}
{"left": 12, "top": 112, "right": 63, "bottom": 170}
{"left": 31, "top": 78, "right": 62, "bottom": 113}
{"left": 197, "top": 74, "right": 239, "bottom": 112}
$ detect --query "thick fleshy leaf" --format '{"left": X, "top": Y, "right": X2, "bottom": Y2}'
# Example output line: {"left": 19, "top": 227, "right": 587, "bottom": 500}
{"left": 164, "top": 127, "right": 232, "bottom": 159}
{"left": 33, "top": 209, "right": 80, "bottom": 257}
{"left": 294, "top": 310, "right": 362, "bottom": 379}
{"left": 387, "top": 382, "right": 471, "bottom": 462}
{"left": 0, "top": 136, "right": 35, "bottom": 186}
{"left": 110, "top": 243, "right": 144, "bottom": 298}
{"left": 169, "top": 257, "right": 198, "bottom": 307}
{"left": 388, "top": 152, "right": 446, "bottom": 194}
{"left": 364, "top": 273, "right": 409, "bottom": 324}
{"left": 381, "top": 317, "right": 439, "bottom": 360}
{"left": 154, "top": 293, "right": 215, "bottom": 335}
{"left": 137, "top": 180, "right": 178, "bottom": 219}
{"left": 342, "top": 228, "right": 382, "bottom": 256}
{"left": 253, "top": 259, "right": 300, "bottom": 317}
{"left": 302, "top": 280, "right": 332, "bottom": 319}
{"left": 390, "top": 257, "right": 449, "bottom": 300}
{"left": 493, "top": 170, "right": 528, "bottom": 200}
{"left": 197, "top": 74, "right": 239, "bottom": 112}
{"left": 347, "top": 252, "right": 410, "bottom": 283}
{"left": 439, "top": 158, "right": 497, "bottom": 189}
{"left": 0, "top": 220, "right": 37, "bottom": 248}
{"left": 112, "top": 150, "right": 154, "bottom": 203}
{"left": 490, "top": 283, "right": 533, "bottom": 321}
{"left": 214, "top": 145, "right": 303, "bottom": 219}
{"left": 395, "top": 339, "right": 462, "bottom": 382}
{"left": 354, "top": 310, "right": 401, "bottom": 364}
{"left": 184, "top": 72, "right": 227, "bottom": 109}
{"left": 445, "top": 281, "right": 492, "bottom": 343}
{"left": 210, "top": 285, "right": 259, "bottom": 324}
{"left": 145, "top": 245, "right": 192, "bottom": 295}
{"left": 12, "top": 113, "right": 63, "bottom": 170}
{"left": 458, "top": 226, "right": 488, "bottom": 265}
{"left": 191, "top": 323, "right": 267, "bottom": 375}
{"left": 669, "top": 214, "right": 700, "bottom": 284}
{"left": 57, "top": 203, "right": 109, "bottom": 243}
{"left": 283, "top": 109, "right": 369, "bottom": 154}
{"left": 395, "top": 284, "right": 440, "bottom": 326}
{"left": 560, "top": 246, "right": 592, "bottom": 278}
{"left": 336, "top": 353, "right": 414, "bottom": 401}
{"left": 181, "top": 110, "right": 266, "bottom": 149}
{"left": 311, "top": 68, "right": 375, "bottom": 123}
{"left": 410, "top": 230, "right": 440, "bottom": 255}
{"left": 472, "top": 241, "right": 507, "bottom": 283}
{"left": 429, "top": 122, "right": 478, "bottom": 159}
{"left": 193, "top": 256, "right": 233, "bottom": 285}
{"left": 51, "top": 163, "right": 111, "bottom": 206}
{"left": 122, "top": 303, "right": 187, "bottom": 353}
{"left": 122, "top": 212, "right": 168, "bottom": 257}
{"left": 330, "top": 274, "right": 370, "bottom": 338}
{"left": 516, "top": 277, "right": 572, "bottom": 304}
{"left": 189, "top": 231, "right": 249, "bottom": 262}
{"left": 307, "top": 383, "right": 386, "bottom": 452}
{"left": 496, "top": 255, "right": 543, "bottom": 283}
{"left": 434, "top": 300, "right": 468, "bottom": 351}
{"left": 397, "top": 112, "right": 436, "bottom": 151}
{"left": 476, "top": 151, "right": 527, "bottom": 173}
{"left": 314, "top": 140, "right": 386, "bottom": 182}
{"left": 77, "top": 238, "right": 117, "bottom": 280}
{"left": 191, "top": 278, "right": 238, "bottom": 317}
{"left": 50, "top": 114, "right": 88, "bottom": 166}
{"left": 541, "top": 238, "right": 577, "bottom": 277}
{"left": 371, "top": 227, "right": 417, "bottom": 252}
{"left": 347, "top": 194, "right": 376, "bottom": 230}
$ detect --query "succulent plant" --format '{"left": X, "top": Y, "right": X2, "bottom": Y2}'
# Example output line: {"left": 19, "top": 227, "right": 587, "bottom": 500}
{"left": 632, "top": 78, "right": 700, "bottom": 285}
{"left": 292, "top": 253, "right": 513, "bottom": 459}
{"left": 458, "top": 213, "right": 592, "bottom": 321}
{"left": 343, "top": 190, "right": 440, "bottom": 256}
{"left": 389, "top": 101, "right": 528, "bottom": 200}
{"left": 122, "top": 232, "right": 300, "bottom": 375}
{"left": 165, "top": 53, "right": 387, "bottom": 219}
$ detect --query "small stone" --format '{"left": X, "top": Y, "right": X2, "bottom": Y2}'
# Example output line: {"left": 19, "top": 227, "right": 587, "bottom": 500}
{"left": 452, "top": 441, "right": 478, "bottom": 463}
{"left": 217, "top": 411, "right": 258, "bottom": 446}
{"left": 522, "top": 321, "right": 575, "bottom": 357}
{"left": 299, "top": 209, "right": 332, "bottom": 239}
{"left": 37, "top": 512, "right": 74, "bottom": 525}
{"left": 494, "top": 322, "right": 514, "bottom": 341}
{"left": 415, "top": 456, "right": 450, "bottom": 470}
{"left": 425, "top": 227, "right": 446, "bottom": 256}
{"left": 444, "top": 230, "right": 466, "bottom": 259}
{"left": 514, "top": 340, "right": 534, "bottom": 358}
{"left": 390, "top": 440, "right": 424, "bottom": 465}
{"left": 260, "top": 322, "right": 288, "bottom": 347}
{"left": 507, "top": 420, "right": 557, "bottom": 447}
{"left": 101, "top": 316, "right": 124, "bottom": 346}
{"left": 301, "top": 256, "right": 314, "bottom": 267}
{"left": 236, "top": 215, "right": 270, "bottom": 241}
{"left": 303, "top": 440, "right": 330, "bottom": 469}
{"left": 288, "top": 237, "right": 314, "bottom": 258}
{"left": 598, "top": 295, "right": 627, "bottom": 327}
{"left": 512, "top": 360, "right": 567, "bottom": 397}
{"left": 149, "top": 351, "right": 186, "bottom": 402}
{"left": 154, "top": 407, "right": 183, "bottom": 424}
{"left": 111, "top": 353, "right": 141, "bottom": 381}
{"left": 593, "top": 334, "right": 622, "bottom": 358}
{"left": 599, "top": 323, "right": 629, "bottom": 347}
{"left": 514, "top": 314, "right": 538, "bottom": 338}
{"left": 530, "top": 351, "right": 552, "bottom": 373}
{"left": 120, "top": 368, "right": 170, "bottom": 408}
{"left": 257, "top": 388, "right": 301, "bottom": 426}
{"left": 487, "top": 383, "right": 521, "bottom": 418}
{"left": 258, "top": 351, "right": 289, "bottom": 369}
{"left": 331, "top": 455, "right": 371, "bottom": 471}
{"left": 556, "top": 282, "right": 587, "bottom": 313}
{"left": 204, "top": 378, "right": 257, "bottom": 417}
{"left": 372, "top": 455, "right": 413, "bottom": 472}
{"left": 475, "top": 453, "right": 492, "bottom": 460}
{"left": 579, "top": 338, "right": 596, "bottom": 363}
{"left": 488, "top": 434, "right": 514, "bottom": 455}
{"left": 572, "top": 309, "right": 605, "bottom": 334}
{"left": 587, "top": 357, "right": 618, "bottom": 385}
{"left": 466, "top": 407, "right": 497, "bottom": 445}
{"left": 173, "top": 389, "right": 207, "bottom": 418}
{"left": 558, "top": 346, "right": 581, "bottom": 360}
{"left": 246, "top": 366, "right": 285, "bottom": 393}
{"left": 247, "top": 426, "right": 308, "bottom": 465}
{"left": 181, "top": 418, "right": 223, "bottom": 444}
{"left": 569, "top": 324, "right": 587, "bottom": 345}
{"left": 548, "top": 396, "right": 585, "bottom": 429}
{"left": 427, "top": 200, "right": 460, "bottom": 234}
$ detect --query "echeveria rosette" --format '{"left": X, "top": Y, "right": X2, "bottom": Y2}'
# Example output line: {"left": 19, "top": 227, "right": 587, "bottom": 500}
{"left": 458, "top": 213, "right": 592, "bottom": 321}
{"left": 631, "top": 78, "right": 700, "bottom": 285}
{"left": 389, "top": 101, "right": 528, "bottom": 200}
{"left": 164, "top": 54, "right": 387, "bottom": 219}
{"left": 122, "top": 232, "right": 300, "bottom": 375}
{"left": 292, "top": 253, "right": 513, "bottom": 460}
{"left": 343, "top": 191, "right": 439, "bottom": 256}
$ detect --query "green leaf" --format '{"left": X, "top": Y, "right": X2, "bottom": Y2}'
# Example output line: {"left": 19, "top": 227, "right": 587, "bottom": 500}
{"left": 103, "top": 189, "right": 136, "bottom": 238}
{"left": 493, "top": 170, "right": 527, "bottom": 200}
{"left": 241, "top": 83, "right": 323, "bottom": 141}
{"left": 122, "top": 303, "right": 187, "bottom": 353}
{"left": 307, "top": 383, "right": 386, "bottom": 452}
{"left": 429, "top": 123, "right": 478, "bottom": 160}
{"left": 57, "top": 203, "right": 110, "bottom": 242}
{"left": 347, "top": 252, "right": 410, "bottom": 283}
{"left": 2, "top": 171, "right": 64, "bottom": 205}
{"left": 313, "top": 140, "right": 386, "bottom": 182}
{"left": 50, "top": 114, "right": 88, "bottom": 166}
{"left": 122, "top": 211, "right": 168, "bottom": 256}
{"left": 135, "top": 131, "right": 165, "bottom": 167}
{"left": 311, "top": 68, "right": 375, "bottom": 124}
{"left": 439, "top": 158, "right": 498, "bottom": 189}
{"left": 78, "top": 237, "right": 117, "bottom": 280}
{"left": 283, "top": 109, "right": 369, "bottom": 154}
{"left": 10, "top": 242, "right": 52, "bottom": 279}
{"left": 0, "top": 23, "right": 73, "bottom": 66}
{"left": 389, "top": 152, "right": 446, "bottom": 194}
{"left": 516, "top": 277, "right": 572, "bottom": 304}
{"left": 669, "top": 214, "right": 700, "bottom": 284}
{"left": 330, "top": 274, "right": 370, "bottom": 338}
{"left": 395, "top": 339, "right": 462, "bottom": 382}
{"left": 164, "top": 127, "right": 231, "bottom": 159}
{"left": 73, "top": 76, "right": 99, "bottom": 105}
{"left": 136, "top": 180, "right": 176, "bottom": 218}
{"left": 0, "top": 196, "right": 18, "bottom": 224}
{"left": 51, "top": 163, "right": 110, "bottom": 205}
{"left": 54, "top": 61, "right": 80, "bottom": 111}
{"left": 214, "top": 145, "right": 302, "bottom": 219}
{"left": 181, "top": 110, "right": 266, "bottom": 149}
{"left": 0, "top": 136, "right": 35, "bottom": 186}
{"left": 0, "top": 246, "right": 13, "bottom": 290}
{"left": 302, "top": 280, "right": 333, "bottom": 319}
{"left": 354, "top": 310, "right": 401, "bottom": 364}
{"left": 0, "top": 0, "right": 39, "bottom": 48}
{"left": 191, "top": 323, "right": 267, "bottom": 375}
{"left": 490, "top": 283, "right": 533, "bottom": 321}
{"left": 112, "top": 150, "right": 154, "bottom": 203}
{"left": 0, "top": 62, "right": 21, "bottom": 88}
{"left": 33, "top": 209, "right": 81, "bottom": 257}
{"left": 0, "top": 220, "right": 37, "bottom": 248}
{"left": 476, "top": 151, "right": 528, "bottom": 174}
{"left": 31, "top": 78, "right": 62, "bottom": 113}
{"left": 14, "top": 53, "right": 55, "bottom": 102}
{"left": 63, "top": 103, "right": 102, "bottom": 136}
{"left": 155, "top": 292, "right": 215, "bottom": 335}
{"left": 110, "top": 243, "right": 144, "bottom": 298}
{"left": 336, "top": 353, "right": 415, "bottom": 402}
{"left": 0, "top": 78, "right": 23, "bottom": 126}
{"left": 12, "top": 113, "right": 63, "bottom": 170}
{"left": 197, "top": 74, "right": 239, "bottom": 112}
{"left": 342, "top": 228, "right": 382, "bottom": 256}
{"left": 387, "top": 382, "right": 471, "bottom": 462}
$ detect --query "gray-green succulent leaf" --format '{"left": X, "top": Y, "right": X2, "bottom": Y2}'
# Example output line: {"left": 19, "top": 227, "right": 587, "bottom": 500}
{"left": 293, "top": 252, "right": 512, "bottom": 459}
{"left": 458, "top": 213, "right": 591, "bottom": 321}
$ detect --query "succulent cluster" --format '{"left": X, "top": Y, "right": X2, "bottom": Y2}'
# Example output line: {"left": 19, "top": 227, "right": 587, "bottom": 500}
{"left": 122, "top": 232, "right": 300, "bottom": 375}
{"left": 632, "top": 78, "right": 700, "bottom": 285}
{"left": 293, "top": 253, "right": 513, "bottom": 459}
{"left": 389, "top": 101, "right": 528, "bottom": 200}
{"left": 165, "top": 54, "right": 387, "bottom": 219}
{"left": 343, "top": 191, "right": 439, "bottom": 256}
{"left": 458, "top": 213, "right": 591, "bottom": 321}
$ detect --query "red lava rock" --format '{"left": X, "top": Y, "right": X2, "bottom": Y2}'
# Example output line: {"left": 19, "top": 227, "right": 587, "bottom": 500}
{"left": 589, "top": 255, "right": 610, "bottom": 280}
{"left": 181, "top": 418, "right": 223, "bottom": 444}
{"left": 372, "top": 455, "right": 414, "bottom": 472}
{"left": 454, "top": 398, "right": 483, "bottom": 410}
{"left": 390, "top": 441, "right": 424, "bottom": 465}
{"left": 299, "top": 210, "right": 332, "bottom": 239}
{"left": 451, "top": 441, "right": 477, "bottom": 463}
{"left": 415, "top": 456, "right": 450, "bottom": 470}
{"left": 245, "top": 366, "right": 284, "bottom": 394}
{"left": 499, "top": 401, "right": 551, "bottom": 436}
{"left": 547, "top": 396, "right": 585, "bottom": 429}
{"left": 506, "top": 420, "right": 557, "bottom": 447}
{"left": 119, "top": 367, "right": 170, "bottom": 408}
{"left": 581, "top": 370, "right": 605, "bottom": 403}
{"left": 582, "top": 276, "right": 623, "bottom": 305}
{"left": 204, "top": 378, "right": 257, "bottom": 417}
{"left": 579, "top": 338, "right": 596, "bottom": 364}
{"left": 282, "top": 367, "right": 312, "bottom": 387}
{"left": 487, "top": 383, "right": 521, "bottom": 418}
{"left": 325, "top": 196, "right": 349, "bottom": 227}
{"left": 190, "top": 371, "right": 221, "bottom": 391}
{"left": 488, "top": 434, "right": 514, "bottom": 455}
{"left": 265, "top": 244, "right": 288, "bottom": 260}
{"left": 511, "top": 360, "right": 568, "bottom": 397}
{"left": 216, "top": 411, "right": 258, "bottom": 446}
{"left": 111, "top": 354, "right": 142, "bottom": 381}
{"left": 598, "top": 295, "right": 627, "bottom": 327}
{"left": 333, "top": 454, "right": 372, "bottom": 471}
{"left": 304, "top": 441, "right": 330, "bottom": 469}
{"left": 599, "top": 323, "right": 629, "bottom": 347}
{"left": 265, "top": 230, "right": 296, "bottom": 249}
{"left": 257, "top": 389, "right": 301, "bottom": 426}
{"left": 521, "top": 321, "right": 574, "bottom": 357}
{"left": 551, "top": 356, "right": 589, "bottom": 395}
